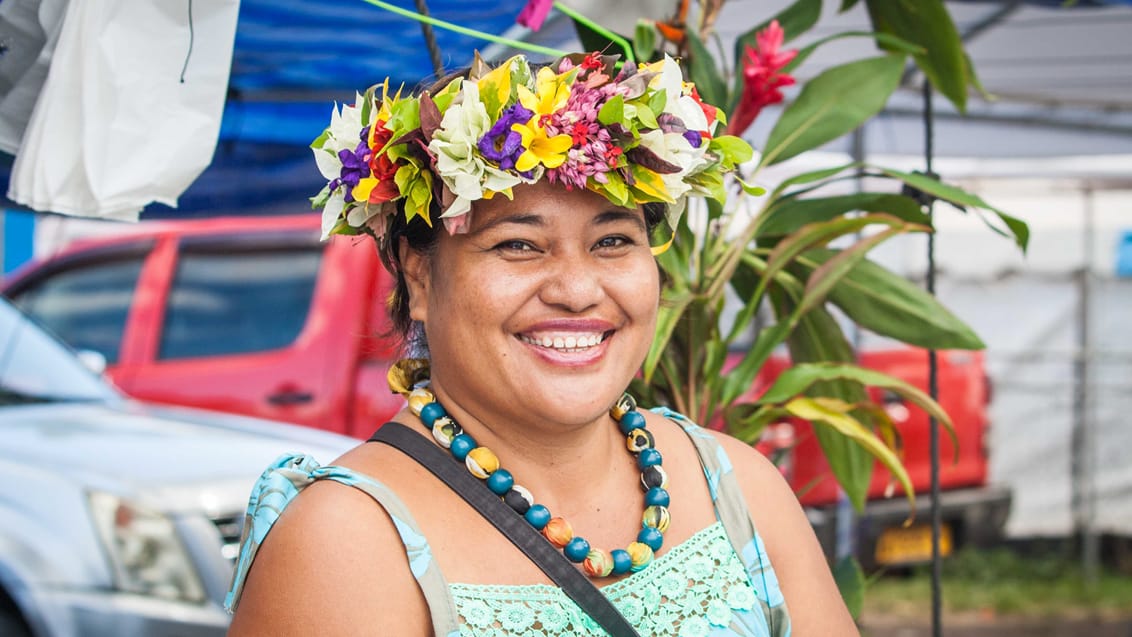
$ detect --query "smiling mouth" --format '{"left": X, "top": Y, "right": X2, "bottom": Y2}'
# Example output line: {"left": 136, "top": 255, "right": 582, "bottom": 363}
{"left": 518, "top": 331, "right": 610, "bottom": 353}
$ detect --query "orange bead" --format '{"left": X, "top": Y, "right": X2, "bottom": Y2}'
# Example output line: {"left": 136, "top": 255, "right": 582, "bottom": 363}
{"left": 542, "top": 517, "right": 573, "bottom": 548}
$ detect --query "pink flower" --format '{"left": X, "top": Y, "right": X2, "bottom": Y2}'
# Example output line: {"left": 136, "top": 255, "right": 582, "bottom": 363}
{"left": 727, "top": 20, "right": 797, "bottom": 137}
{"left": 516, "top": 0, "right": 553, "bottom": 31}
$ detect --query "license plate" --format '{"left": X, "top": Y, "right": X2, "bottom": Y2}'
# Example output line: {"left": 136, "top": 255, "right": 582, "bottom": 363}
{"left": 875, "top": 523, "right": 953, "bottom": 565}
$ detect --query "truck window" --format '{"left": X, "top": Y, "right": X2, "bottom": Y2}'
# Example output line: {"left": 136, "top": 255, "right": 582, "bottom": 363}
{"left": 159, "top": 247, "right": 321, "bottom": 360}
{"left": 10, "top": 257, "right": 145, "bottom": 364}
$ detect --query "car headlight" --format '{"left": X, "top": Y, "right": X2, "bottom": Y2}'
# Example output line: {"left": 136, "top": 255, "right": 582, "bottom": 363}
{"left": 88, "top": 491, "right": 206, "bottom": 603}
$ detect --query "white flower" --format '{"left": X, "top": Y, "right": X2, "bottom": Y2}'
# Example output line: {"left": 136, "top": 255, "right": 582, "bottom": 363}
{"left": 639, "top": 129, "right": 708, "bottom": 203}
{"left": 428, "top": 80, "right": 522, "bottom": 219}
{"left": 313, "top": 94, "right": 368, "bottom": 181}
{"left": 320, "top": 190, "right": 345, "bottom": 240}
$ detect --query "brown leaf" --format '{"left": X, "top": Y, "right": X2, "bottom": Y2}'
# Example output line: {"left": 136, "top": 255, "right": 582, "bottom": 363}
{"left": 419, "top": 92, "right": 441, "bottom": 142}
{"left": 627, "top": 145, "right": 682, "bottom": 174}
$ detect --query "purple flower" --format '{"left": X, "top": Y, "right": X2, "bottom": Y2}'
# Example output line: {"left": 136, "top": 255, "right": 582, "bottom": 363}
{"left": 477, "top": 103, "right": 533, "bottom": 170}
{"left": 337, "top": 138, "right": 370, "bottom": 203}
{"left": 683, "top": 129, "right": 703, "bottom": 148}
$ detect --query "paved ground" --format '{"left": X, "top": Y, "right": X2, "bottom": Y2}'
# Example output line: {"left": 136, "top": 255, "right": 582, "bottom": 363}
{"left": 860, "top": 616, "right": 1132, "bottom": 637}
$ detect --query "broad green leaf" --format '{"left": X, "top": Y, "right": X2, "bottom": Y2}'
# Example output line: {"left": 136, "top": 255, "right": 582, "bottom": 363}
{"left": 783, "top": 396, "right": 915, "bottom": 512}
{"left": 759, "top": 193, "right": 929, "bottom": 237}
{"left": 597, "top": 95, "right": 624, "bottom": 127}
{"left": 800, "top": 248, "right": 985, "bottom": 350}
{"left": 787, "top": 31, "right": 923, "bottom": 74}
{"left": 796, "top": 224, "right": 928, "bottom": 318}
{"left": 750, "top": 214, "right": 913, "bottom": 315}
{"left": 686, "top": 28, "right": 727, "bottom": 109}
{"left": 772, "top": 295, "right": 874, "bottom": 510}
{"left": 833, "top": 556, "right": 866, "bottom": 620}
{"left": 737, "top": 178, "right": 767, "bottom": 197}
{"left": 724, "top": 404, "right": 790, "bottom": 444}
{"left": 635, "top": 103, "right": 659, "bottom": 129}
{"left": 758, "top": 362, "right": 958, "bottom": 455}
{"left": 865, "top": 0, "right": 968, "bottom": 112}
{"left": 771, "top": 162, "right": 857, "bottom": 198}
{"left": 761, "top": 54, "right": 905, "bottom": 166}
{"left": 708, "top": 135, "right": 755, "bottom": 169}
{"left": 878, "top": 167, "right": 1030, "bottom": 252}
{"left": 633, "top": 19, "right": 657, "bottom": 62}
{"left": 720, "top": 321, "right": 793, "bottom": 407}
{"left": 643, "top": 291, "right": 692, "bottom": 383}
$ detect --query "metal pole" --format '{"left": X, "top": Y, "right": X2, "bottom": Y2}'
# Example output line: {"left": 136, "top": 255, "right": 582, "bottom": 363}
{"left": 921, "top": 80, "right": 943, "bottom": 637}
{"left": 1072, "top": 183, "right": 1099, "bottom": 584}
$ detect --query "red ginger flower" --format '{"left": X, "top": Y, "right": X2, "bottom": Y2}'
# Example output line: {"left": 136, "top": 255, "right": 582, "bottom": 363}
{"left": 516, "top": 0, "right": 553, "bottom": 31}
{"left": 727, "top": 20, "right": 797, "bottom": 137}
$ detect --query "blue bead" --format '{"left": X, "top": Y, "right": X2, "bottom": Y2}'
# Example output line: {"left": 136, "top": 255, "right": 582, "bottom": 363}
{"left": 611, "top": 549, "right": 632, "bottom": 575}
{"left": 564, "top": 537, "right": 591, "bottom": 562}
{"left": 638, "top": 526, "right": 664, "bottom": 551}
{"left": 618, "top": 410, "right": 646, "bottom": 435}
{"left": 525, "top": 504, "right": 551, "bottom": 530}
{"left": 486, "top": 469, "right": 514, "bottom": 495}
{"left": 419, "top": 402, "right": 446, "bottom": 427}
{"left": 449, "top": 434, "right": 476, "bottom": 461}
{"left": 637, "top": 448, "right": 663, "bottom": 469}
{"left": 645, "top": 487, "right": 670, "bottom": 507}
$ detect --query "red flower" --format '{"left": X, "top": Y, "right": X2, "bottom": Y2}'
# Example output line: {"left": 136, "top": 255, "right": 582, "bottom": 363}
{"left": 727, "top": 20, "right": 797, "bottom": 137}
{"left": 367, "top": 125, "right": 400, "bottom": 203}
{"left": 516, "top": 0, "right": 553, "bottom": 32}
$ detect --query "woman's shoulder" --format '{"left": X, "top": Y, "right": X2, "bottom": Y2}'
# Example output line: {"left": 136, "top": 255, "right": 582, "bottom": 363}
{"left": 226, "top": 443, "right": 434, "bottom": 635}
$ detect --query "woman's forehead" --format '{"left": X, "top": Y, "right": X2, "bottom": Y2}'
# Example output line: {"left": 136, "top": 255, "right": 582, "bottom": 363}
{"left": 469, "top": 183, "right": 643, "bottom": 231}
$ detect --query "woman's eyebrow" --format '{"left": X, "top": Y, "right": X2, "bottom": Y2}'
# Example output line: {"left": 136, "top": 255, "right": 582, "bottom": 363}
{"left": 594, "top": 210, "right": 647, "bottom": 232}
{"left": 472, "top": 213, "right": 546, "bottom": 235}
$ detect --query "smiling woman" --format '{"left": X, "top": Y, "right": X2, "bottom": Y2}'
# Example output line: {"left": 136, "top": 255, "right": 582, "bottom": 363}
{"left": 224, "top": 51, "right": 856, "bottom": 636}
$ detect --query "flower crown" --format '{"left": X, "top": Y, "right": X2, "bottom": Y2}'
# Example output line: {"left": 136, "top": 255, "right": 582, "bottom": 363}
{"left": 311, "top": 51, "right": 753, "bottom": 241}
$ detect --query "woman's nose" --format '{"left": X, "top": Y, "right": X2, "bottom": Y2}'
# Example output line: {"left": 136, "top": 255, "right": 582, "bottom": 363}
{"left": 537, "top": 250, "right": 604, "bottom": 312}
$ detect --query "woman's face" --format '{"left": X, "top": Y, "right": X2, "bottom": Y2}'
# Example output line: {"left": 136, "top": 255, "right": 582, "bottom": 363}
{"left": 403, "top": 180, "right": 660, "bottom": 429}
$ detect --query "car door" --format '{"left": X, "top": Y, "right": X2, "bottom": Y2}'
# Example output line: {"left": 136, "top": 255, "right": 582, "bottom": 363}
{"left": 119, "top": 230, "right": 356, "bottom": 433}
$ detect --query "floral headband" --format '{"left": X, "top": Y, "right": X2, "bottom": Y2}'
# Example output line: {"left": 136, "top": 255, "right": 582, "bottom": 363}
{"left": 311, "top": 51, "right": 753, "bottom": 242}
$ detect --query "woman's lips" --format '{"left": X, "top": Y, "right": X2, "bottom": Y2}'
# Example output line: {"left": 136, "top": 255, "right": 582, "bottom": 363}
{"left": 515, "top": 323, "right": 615, "bottom": 366}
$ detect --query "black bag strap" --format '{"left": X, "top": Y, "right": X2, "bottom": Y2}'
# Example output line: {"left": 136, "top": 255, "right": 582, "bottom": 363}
{"left": 369, "top": 421, "right": 641, "bottom": 637}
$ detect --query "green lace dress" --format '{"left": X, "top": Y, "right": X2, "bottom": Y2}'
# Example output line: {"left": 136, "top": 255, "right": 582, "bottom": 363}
{"left": 226, "top": 408, "right": 792, "bottom": 636}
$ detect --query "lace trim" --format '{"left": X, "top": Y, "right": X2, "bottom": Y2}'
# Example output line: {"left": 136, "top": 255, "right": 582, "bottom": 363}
{"left": 449, "top": 522, "right": 768, "bottom": 637}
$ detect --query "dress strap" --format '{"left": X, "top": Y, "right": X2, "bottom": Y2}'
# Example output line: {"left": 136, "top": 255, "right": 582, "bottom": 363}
{"left": 223, "top": 452, "right": 462, "bottom": 636}
{"left": 651, "top": 407, "right": 792, "bottom": 637}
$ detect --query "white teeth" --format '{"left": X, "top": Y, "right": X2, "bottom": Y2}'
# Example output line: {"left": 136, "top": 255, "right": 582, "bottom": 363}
{"left": 520, "top": 332, "right": 606, "bottom": 351}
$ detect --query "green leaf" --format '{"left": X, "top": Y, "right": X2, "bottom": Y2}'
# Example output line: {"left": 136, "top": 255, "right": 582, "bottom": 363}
{"left": 685, "top": 28, "right": 727, "bottom": 109}
{"left": 787, "top": 30, "right": 924, "bottom": 74}
{"left": 633, "top": 19, "right": 657, "bottom": 62}
{"left": 783, "top": 396, "right": 915, "bottom": 512}
{"left": 643, "top": 291, "right": 692, "bottom": 383}
{"left": 758, "top": 362, "right": 958, "bottom": 456}
{"left": 724, "top": 403, "right": 789, "bottom": 444}
{"left": 720, "top": 322, "right": 793, "bottom": 406}
{"left": 878, "top": 167, "right": 1030, "bottom": 252}
{"left": 771, "top": 162, "right": 857, "bottom": 198}
{"left": 759, "top": 193, "right": 930, "bottom": 237}
{"left": 708, "top": 135, "right": 754, "bottom": 169}
{"left": 737, "top": 178, "right": 767, "bottom": 197}
{"left": 771, "top": 295, "right": 874, "bottom": 510}
{"left": 762, "top": 54, "right": 905, "bottom": 166}
{"left": 647, "top": 88, "right": 667, "bottom": 118}
{"left": 597, "top": 95, "right": 624, "bottom": 127}
{"left": 839, "top": 0, "right": 861, "bottom": 10}
{"left": 833, "top": 556, "right": 866, "bottom": 620}
{"left": 865, "top": 0, "right": 968, "bottom": 112}
{"left": 801, "top": 248, "right": 985, "bottom": 350}
{"left": 795, "top": 224, "right": 927, "bottom": 318}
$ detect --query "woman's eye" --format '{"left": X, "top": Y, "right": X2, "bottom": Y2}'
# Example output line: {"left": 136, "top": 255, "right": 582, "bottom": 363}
{"left": 493, "top": 239, "right": 536, "bottom": 253}
{"left": 595, "top": 235, "right": 632, "bottom": 249}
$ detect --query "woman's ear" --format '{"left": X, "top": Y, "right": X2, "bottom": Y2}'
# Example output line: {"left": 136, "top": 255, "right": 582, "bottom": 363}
{"left": 399, "top": 237, "right": 430, "bottom": 324}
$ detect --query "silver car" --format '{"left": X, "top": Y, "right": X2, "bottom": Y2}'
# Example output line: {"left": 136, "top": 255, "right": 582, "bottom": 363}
{"left": 0, "top": 297, "right": 357, "bottom": 636}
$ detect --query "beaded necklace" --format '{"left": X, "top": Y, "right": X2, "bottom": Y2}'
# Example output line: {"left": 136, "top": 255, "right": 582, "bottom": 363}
{"left": 405, "top": 387, "right": 671, "bottom": 578}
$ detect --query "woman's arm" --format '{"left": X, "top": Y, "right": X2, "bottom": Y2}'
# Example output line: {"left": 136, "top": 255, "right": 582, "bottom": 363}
{"left": 711, "top": 431, "right": 860, "bottom": 636}
{"left": 227, "top": 479, "right": 433, "bottom": 635}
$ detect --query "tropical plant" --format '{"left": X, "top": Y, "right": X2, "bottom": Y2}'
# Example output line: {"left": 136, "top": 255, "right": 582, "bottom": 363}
{"left": 560, "top": 0, "right": 1029, "bottom": 524}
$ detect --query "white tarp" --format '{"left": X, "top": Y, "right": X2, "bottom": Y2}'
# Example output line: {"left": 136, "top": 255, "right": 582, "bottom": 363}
{"left": 4, "top": 0, "right": 239, "bottom": 220}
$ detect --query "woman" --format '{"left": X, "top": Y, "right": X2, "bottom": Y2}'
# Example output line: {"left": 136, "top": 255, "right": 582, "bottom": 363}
{"left": 226, "top": 52, "right": 857, "bottom": 636}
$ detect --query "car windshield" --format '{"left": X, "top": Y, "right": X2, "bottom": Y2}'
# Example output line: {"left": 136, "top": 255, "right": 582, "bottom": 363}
{"left": 0, "top": 297, "right": 116, "bottom": 405}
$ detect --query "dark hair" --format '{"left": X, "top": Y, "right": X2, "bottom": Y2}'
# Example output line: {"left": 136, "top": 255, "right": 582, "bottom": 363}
{"left": 372, "top": 68, "right": 668, "bottom": 352}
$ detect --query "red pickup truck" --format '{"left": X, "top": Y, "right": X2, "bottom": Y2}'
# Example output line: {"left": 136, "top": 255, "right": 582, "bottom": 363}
{"left": 2, "top": 214, "right": 1009, "bottom": 566}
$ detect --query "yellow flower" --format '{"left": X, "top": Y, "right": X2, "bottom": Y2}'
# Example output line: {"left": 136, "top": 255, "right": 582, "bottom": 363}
{"left": 512, "top": 121, "right": 572, "bottom": 171}
{"left": 516, "top": 66, "right": 571, "bottom": 118}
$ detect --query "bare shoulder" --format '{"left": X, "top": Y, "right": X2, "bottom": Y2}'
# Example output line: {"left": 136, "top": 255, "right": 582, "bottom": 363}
{"left": 227, "top": 449, "right": 432, "bottom": 636}
{"left": 699, "top": 428, "right": 860, "bottom": 636}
